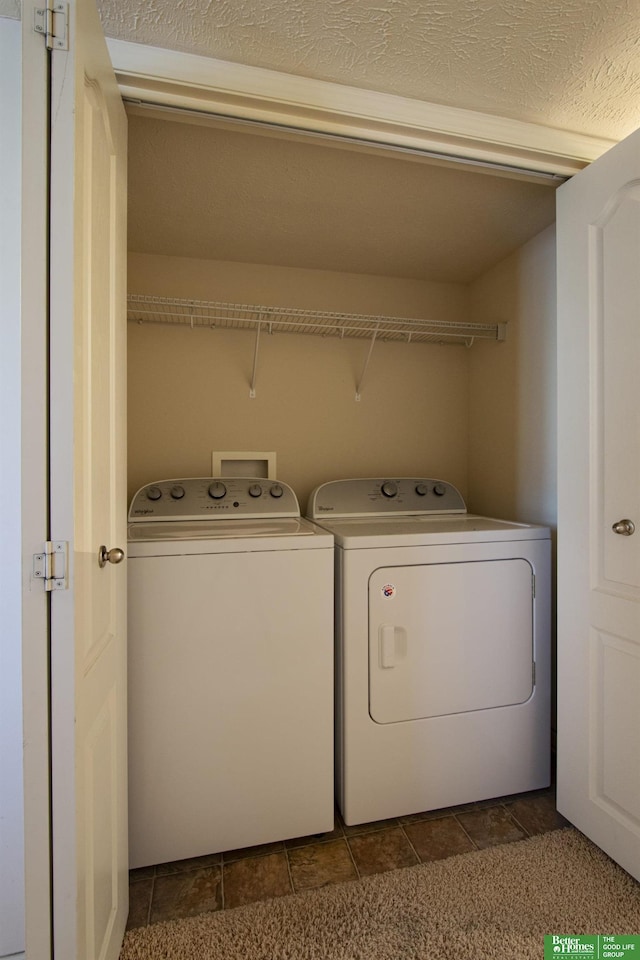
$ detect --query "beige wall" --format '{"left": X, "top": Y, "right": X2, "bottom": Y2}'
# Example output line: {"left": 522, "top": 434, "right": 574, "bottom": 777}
{"left": 466, "top": 224, "right": 557, "bottom": 739}
{"left": 467, "top": 224, "right": 557, "bottom": 528}
{"left": 128, "top": 254, "right": 472, "bottom": 511}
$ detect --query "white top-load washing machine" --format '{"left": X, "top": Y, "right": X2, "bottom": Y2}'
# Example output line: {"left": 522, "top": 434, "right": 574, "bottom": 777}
{"left": 127, "top": 477, "right": 334, "bottom": 868}
{"left": 307, "top": 478, "right": 551, "bottom": 826}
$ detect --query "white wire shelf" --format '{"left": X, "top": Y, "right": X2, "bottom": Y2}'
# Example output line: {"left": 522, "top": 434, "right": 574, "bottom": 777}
{"left": 127, "top": 295, "right": 506, "bottom": 347}
{"left": 127, "top": 295, "right": 506, "bottom": 400}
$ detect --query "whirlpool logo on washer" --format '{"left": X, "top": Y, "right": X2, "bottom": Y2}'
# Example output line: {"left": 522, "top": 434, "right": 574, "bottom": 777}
{"left": 382, "top": 584, "right": 396, "bottom": 598}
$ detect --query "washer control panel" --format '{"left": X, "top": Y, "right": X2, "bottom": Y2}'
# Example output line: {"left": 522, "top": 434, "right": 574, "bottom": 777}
{"left": 307, "top": 478, "right": 466, "bottom": 519}
{"left": 129, "top": 478, "right": 299, "bottom": 522}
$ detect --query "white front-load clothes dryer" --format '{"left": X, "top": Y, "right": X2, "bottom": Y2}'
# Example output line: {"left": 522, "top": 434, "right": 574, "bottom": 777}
{"left": 127, "top": 478, "right": 334, "bottom": 868}
{"left": 307, "top": 478, "right": 551, "bottom": 826}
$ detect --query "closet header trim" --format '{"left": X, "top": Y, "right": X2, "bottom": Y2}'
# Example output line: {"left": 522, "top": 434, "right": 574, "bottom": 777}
{"left": 107, "top": 39, "right": 616, "bottom": 179}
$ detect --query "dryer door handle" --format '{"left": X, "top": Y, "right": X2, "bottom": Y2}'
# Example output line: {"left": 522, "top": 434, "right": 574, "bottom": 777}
{"left": 380, "top": 625, "right": 396, "bottom": 668}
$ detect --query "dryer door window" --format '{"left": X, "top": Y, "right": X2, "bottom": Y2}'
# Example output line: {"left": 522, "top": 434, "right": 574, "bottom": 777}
{"left": 368, "top": 559, "right": 534, "bottom": 723}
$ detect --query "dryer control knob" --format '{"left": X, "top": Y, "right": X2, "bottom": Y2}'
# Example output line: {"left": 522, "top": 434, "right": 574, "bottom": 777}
{"left": 208, "top": 481, "right": 227, "bottom": 499}
{"left": 146, "top": 486, "right": 162, "bottom": 501}
{"left": 433, "top": 483, "right": 447, "bottom": 497}
{"left": 170, "top": 485, "right": 185, "bottom": 499}
{"left": 269, "top": 484, "right": 284, "bottom": 498}
{"left": 381, "top": 481, "right": 398, "bottom": 498}
{"left": 415, "top": 483, "right": 429, "bottom": 496}
{"left": 248, "top": 484, "right": 263, "bottom": 498}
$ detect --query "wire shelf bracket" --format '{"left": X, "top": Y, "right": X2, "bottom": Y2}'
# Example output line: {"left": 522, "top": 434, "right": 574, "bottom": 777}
{"left": 355, "top": 326, "right": 379, "bottom": 402}
{"left": 249, "top": 319, "right": 262, "bottom": 398}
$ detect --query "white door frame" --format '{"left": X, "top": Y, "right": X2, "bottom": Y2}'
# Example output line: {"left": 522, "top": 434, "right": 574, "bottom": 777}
{"left": 4, "top": 6, "right": 53, "bottom": 960}
{"left": 1, "top": 15, "right": 27, "bottom": 960}
{"left": 22, "top": 7, "right": 53, "bottom": 960}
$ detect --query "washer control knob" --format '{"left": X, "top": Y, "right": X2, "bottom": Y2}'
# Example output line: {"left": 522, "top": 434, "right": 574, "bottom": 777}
{"left": 269, "top": 484, "right": 284, "bottom": 498}
{"left": 381, "top": 481, "right": 398, "bottom": 498}
{"left": 208, "top": 481, "right": 227, "bottom": 499}
{"left": 146, "top": 486, "right": 162, "bottom": 501}
{"left": 170, "top": 485, "right": 185, "bottom": 499}
{"left": 433, "top": 483, "right": 447, "bottom": 497}
{"left": 415, "top": 483, "right": 429, "bottom": 496}
{"left": 248, "top": 484, "right": 263, "bottom": 498}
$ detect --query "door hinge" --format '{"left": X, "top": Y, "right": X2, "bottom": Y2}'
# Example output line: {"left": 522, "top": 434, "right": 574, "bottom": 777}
{"left": 34, "top": 0, "right": 69, "bottom": 51}
{"left": 33, "top": 541, "right": 69, "bottom": 591}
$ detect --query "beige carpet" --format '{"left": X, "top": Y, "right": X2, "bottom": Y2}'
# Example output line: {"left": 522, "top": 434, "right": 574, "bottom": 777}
{"left": 120, "top": 829, "right": 640, "bottom": 960}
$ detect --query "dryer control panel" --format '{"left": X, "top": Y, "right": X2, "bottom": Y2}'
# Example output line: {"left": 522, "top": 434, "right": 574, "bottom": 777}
{"left": 307, "top": 478, "right": 466, "bottom": 519}
{"left": 129, "top": 477, "right": 300, "bottom": 522}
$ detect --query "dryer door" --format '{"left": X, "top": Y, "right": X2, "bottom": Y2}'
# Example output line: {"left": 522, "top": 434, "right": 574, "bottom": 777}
{"left": 369, "top": 559, "right": 534, "bottom": 723}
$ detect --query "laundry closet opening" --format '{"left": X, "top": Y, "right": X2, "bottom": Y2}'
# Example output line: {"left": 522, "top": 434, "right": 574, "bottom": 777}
{"left": 125, "top": 106, "right": 558, "bottom": 525}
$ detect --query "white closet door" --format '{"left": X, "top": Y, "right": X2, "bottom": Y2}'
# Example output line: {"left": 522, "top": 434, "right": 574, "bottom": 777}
{"left": 49, "top": 0, "right": 129, "bottom": 956}
{"left": 557, "top": 125, "right": 640, "bottom": 882}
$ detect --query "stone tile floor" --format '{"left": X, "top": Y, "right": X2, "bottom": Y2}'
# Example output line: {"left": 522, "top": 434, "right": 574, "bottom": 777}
{"left": 127, "top": 786, "right": 569, "bottom": 929}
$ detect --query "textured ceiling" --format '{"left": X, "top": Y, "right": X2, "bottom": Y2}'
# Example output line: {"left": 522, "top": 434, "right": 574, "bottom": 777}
{"left": 128, "top": 112, "right": 557, "bottom": 283}
{"left": 97, "top": 0, "right": 640, "bottom": 141}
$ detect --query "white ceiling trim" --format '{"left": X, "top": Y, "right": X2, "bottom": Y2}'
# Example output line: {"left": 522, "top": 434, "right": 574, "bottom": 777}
{"left": 107, "top": 38, "right": 616, "bottom": 177}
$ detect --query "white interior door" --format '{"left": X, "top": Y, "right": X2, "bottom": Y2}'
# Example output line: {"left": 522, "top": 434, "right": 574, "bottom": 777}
{"left": 557, "top": 126, "right": 640, "bottom": 881}
{"left": 49, "top": 0, "right": 129, "bottom": 956}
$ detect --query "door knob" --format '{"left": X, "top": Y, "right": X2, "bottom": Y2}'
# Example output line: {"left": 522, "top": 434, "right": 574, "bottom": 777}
{"left": 98, "top": 545, "right": 125, "bottom": 567}
{"left": 612, "top": 519, "right": 635, "bottom": 536}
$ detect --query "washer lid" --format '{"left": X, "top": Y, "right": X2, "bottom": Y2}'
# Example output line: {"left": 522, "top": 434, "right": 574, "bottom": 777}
{"left": 127, "top": 515, "right": 333, "bottom": 556}
{"left": 128, "top": 517, "right": 318, "bottom": 541}
{"left": 312, "top": 514, "right": 550, "bottom": 547}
